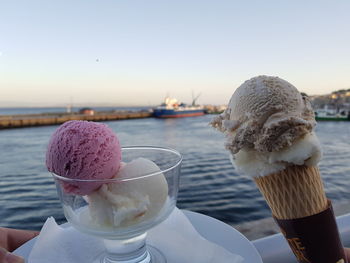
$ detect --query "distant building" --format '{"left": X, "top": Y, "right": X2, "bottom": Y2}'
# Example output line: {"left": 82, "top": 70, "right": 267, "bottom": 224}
{"left": 79, "top": 108, "right": 95, "bottom": 115}
{"left": 310, "top": 89, "right": 350, "bottom": 112}
{"left": 66, "top": 104, "right": 72, "bottom": 114}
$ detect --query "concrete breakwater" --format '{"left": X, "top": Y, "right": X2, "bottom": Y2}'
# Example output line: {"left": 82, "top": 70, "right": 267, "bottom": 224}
{"left": 0, "top": 111, "right": 153, "bottom": 129}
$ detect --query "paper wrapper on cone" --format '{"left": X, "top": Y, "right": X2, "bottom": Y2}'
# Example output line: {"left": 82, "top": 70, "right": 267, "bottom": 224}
{"left": 254, "top": 165, "right": 347, "bottom": 263}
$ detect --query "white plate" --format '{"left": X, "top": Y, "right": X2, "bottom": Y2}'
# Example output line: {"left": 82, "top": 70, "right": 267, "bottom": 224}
{"left": 182, "top": 210, "right": 262, "bottom": 263}
{"left": 14, "top": 210, "right": 262, "bottom": 263}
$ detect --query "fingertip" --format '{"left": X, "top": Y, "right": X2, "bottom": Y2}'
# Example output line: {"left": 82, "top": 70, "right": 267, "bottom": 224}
{"left": 5, "top": 252, "right": 25, "bottom": 263}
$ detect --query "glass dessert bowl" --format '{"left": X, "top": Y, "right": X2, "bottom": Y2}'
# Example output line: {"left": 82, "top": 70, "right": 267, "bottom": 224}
{"left": 52, "top": 146, "right": 182, "bottom": 263}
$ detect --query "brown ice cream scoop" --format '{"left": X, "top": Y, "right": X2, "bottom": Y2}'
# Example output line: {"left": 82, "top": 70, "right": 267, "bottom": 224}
{"left": 211, "top": 75, "right": 315, "bottom": 154}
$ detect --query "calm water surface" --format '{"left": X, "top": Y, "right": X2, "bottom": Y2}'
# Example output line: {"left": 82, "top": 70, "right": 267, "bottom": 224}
{"left": 0, "top": 114, "right": 350, "bottom": 230}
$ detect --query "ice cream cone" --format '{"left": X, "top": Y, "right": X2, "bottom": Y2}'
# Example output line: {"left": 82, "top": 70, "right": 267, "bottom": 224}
{"left": 210, "top": 76, "right": 347, "bottom": 262}
{"left": 254, "top": 165, "right": 346, "bottom": 263}
{"left": 253, "top": 165, "right": 328, "bottom": 219}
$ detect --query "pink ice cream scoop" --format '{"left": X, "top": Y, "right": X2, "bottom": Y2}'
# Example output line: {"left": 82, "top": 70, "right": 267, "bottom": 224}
{"left": 46, "top": 120, "right": 121, "bottom": 195}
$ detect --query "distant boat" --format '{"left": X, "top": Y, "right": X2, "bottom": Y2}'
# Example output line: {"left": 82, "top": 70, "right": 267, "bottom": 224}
{"left": 79, "top": 107, "right": 95, "bottom": 116}
{"left": 315, "top": 108, "right": 350, "bottom": 121}
{"left": 153, "top": 97, "right": 205, "bottom": 118}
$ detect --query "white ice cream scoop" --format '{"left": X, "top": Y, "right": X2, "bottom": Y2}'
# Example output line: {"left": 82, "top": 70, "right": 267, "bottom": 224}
{"left": 87, "top": 158, "right": 168, "bottom": 227}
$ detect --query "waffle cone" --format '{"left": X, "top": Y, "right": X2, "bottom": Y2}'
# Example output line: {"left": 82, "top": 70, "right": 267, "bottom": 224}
{"left": 254, "top": 165, "right": 328, "bottom": 220}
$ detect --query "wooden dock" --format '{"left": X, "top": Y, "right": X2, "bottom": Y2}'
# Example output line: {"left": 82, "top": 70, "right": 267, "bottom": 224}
{"left": 0, "top": 111, "right": 153, "bottom": 129}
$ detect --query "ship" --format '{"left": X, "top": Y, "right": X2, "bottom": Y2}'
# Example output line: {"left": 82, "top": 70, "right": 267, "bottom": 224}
{"left": 315, "top": 111, "right": 350, "bottom": 121}
{"left": 315, "top": 106, "right": 350, "bottom": 121}
{"left": 153, "top": 96, "right": 205, "bottom": 118}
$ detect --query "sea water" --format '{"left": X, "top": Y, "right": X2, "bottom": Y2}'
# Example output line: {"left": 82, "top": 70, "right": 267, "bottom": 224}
{"left": 0, "top": 114, "right": 350, "bottom": 230}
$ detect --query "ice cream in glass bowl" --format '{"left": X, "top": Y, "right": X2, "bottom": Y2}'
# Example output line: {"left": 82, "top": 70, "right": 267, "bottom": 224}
{"left": 46, "top": 121, "right": 182, "bottom": 263}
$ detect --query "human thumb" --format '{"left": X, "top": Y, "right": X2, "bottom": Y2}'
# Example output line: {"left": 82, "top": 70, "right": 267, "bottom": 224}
{"left": 0, "top": 247, "right": 24, "bottom": 263}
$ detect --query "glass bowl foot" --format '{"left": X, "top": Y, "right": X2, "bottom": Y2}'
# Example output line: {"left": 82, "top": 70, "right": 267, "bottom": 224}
{"left": 148, "top": 245, "right": 166, "bottom": 263}
{"left": 94, "top": 245, "right": 166, "bottom": 263}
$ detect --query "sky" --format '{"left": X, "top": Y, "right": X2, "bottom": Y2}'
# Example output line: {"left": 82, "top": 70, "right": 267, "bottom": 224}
{"left": 1, "top": 0, "right": 350, "bottom": 107}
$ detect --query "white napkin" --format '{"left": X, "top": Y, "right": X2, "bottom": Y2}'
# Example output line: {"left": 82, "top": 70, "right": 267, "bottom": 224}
{"left": 29, "top": 208, "right": 243, "bottom": 263}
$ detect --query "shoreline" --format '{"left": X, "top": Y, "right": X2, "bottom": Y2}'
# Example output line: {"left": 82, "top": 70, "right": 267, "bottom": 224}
{"left": 0, "top": 111, "right": 153, "bottom": 129}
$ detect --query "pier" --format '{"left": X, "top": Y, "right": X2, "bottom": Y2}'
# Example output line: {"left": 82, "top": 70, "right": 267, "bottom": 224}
{"left": 0, "top": 111, "right": 153, "bottom": 129}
